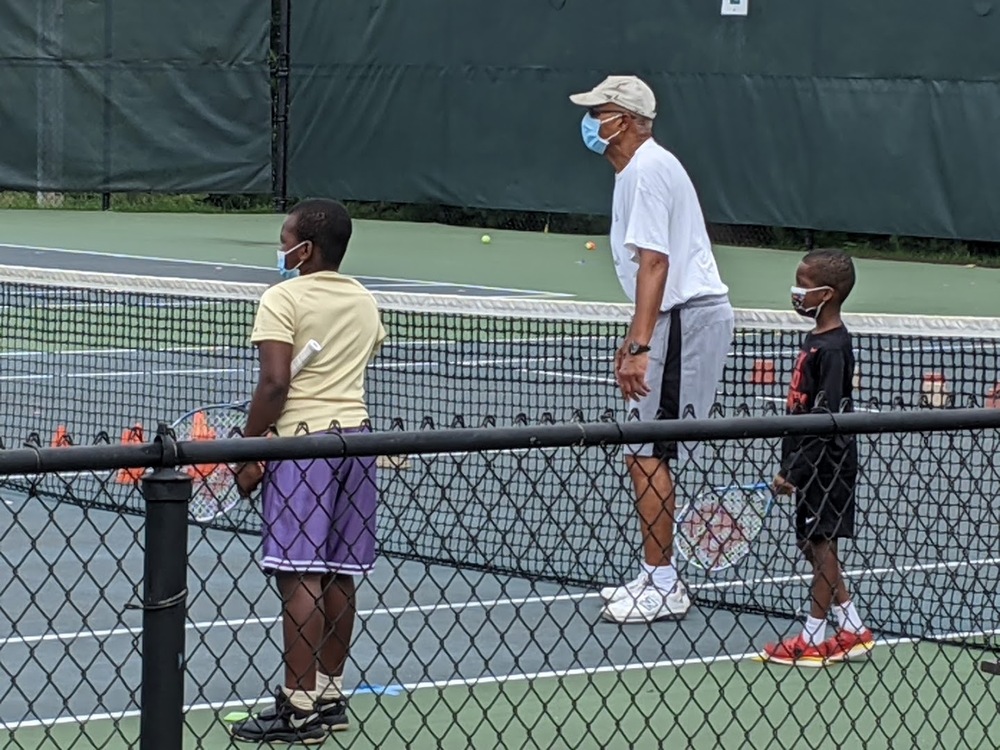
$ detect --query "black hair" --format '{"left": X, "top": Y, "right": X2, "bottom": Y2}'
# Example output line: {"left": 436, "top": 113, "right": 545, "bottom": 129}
{"left": 802, "top": 248, "right": 856, "bottom": 301}
{"left": 288, "top": 198, "right": 353, "bottom": 268}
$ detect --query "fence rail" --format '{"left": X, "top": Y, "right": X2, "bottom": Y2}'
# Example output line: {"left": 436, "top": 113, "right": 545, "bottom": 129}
{"left": 1, "top": 409, "right": 998, "bottom": 748}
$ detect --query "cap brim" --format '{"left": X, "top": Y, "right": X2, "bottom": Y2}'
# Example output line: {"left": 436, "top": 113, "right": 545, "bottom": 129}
{"left": 569, "top": 91, "right": 608, "bottom": 107}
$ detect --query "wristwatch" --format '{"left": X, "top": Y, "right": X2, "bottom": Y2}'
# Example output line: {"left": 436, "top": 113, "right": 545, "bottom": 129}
{"left": 626, "top": 341, "right": 651, "bottom": 356}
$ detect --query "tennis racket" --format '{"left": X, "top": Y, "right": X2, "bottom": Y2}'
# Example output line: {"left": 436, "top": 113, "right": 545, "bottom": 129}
{"left": 674, "top": 482, "right": 774, "bottom": 572}
{"left": 171, "top": 340, "right": 323, "bottom": 523}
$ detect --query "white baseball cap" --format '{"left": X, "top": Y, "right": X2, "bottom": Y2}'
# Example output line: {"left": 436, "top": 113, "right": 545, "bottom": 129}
{"left": 569, "top": 75, "right": 657, "bottom": 120}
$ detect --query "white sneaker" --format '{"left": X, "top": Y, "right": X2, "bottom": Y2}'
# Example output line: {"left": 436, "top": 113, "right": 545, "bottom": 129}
{"left": 600, "top": 583, "right": 691, "bottom": 624}
{"left": 599, "top": 574, "right": 650, "bottom": 604}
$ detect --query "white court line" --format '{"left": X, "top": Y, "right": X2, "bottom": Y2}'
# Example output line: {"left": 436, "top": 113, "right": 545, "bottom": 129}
{"left": 0, "top": 374, "right": 54, "bottom": 382}
{"left": 8, "top": 335, "right": 972, "bottom": 361}
{"left": 65, "top": 368, "right": 241, "bottom": 380}
{"left": 0, "top": 366, "right": 253, "bottom": 382}
{"left": 0, "top": 345, "right": 232, "bottom": 359}
{"left": 375, "top": 356, "right": 560, "bottom": 371}
{"left": 0, "top": 243, "right": 574, "bottom": 298}
{"left": 5, "top": 555, "right": 996, "bottom": 649}
{"left": 522, "top": 368, "right": 615, "bottom": 385}
{"left": 451, "top": 357, "right": 560, "bottom": 367}
{"left": 5, "top": 626, "right": 998, "bottom": 732}
{"left": 0, "top": 357, "right": 560, "bottom": 379}
{"left": 0, "top": 592, "right": 591, "bottom": 648}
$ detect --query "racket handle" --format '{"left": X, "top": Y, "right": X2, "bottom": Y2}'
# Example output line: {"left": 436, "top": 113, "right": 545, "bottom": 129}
{"left": 290, "top": 339, "right": 322, "bottom": 377}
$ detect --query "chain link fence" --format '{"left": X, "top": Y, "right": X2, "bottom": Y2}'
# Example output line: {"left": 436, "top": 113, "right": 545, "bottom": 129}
{"left": 1, "top": 410, "right": 999, "bottom": 748}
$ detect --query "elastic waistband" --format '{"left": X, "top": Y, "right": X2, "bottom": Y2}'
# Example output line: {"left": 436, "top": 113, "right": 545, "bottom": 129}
{"left": 666, "top": 294, "right": 731, "bottom": 312}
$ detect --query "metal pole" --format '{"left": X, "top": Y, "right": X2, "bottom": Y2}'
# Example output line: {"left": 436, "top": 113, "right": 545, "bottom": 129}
{"left": 272, "top": 0, "right": 292, "bottom": 212}
{"left": 35, "top": 0, "right": 65, "bottom": 206}
{"left": 102, "top": 0, "right": 113, "bottom": 200}
{"left": 138, "top": 466, "right": 192, "bottom": 750}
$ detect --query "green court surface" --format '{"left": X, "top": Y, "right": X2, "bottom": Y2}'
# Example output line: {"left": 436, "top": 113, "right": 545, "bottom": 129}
{"left": 11, "top": 643, "right": 997, "bottom": 749}
{"left": 2, "top": 209, "right": 1000, "bottom": 315}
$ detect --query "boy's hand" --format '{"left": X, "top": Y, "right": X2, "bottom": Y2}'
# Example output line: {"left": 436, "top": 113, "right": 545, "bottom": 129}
{"left": 235, "top": 461, "right": 265, "bottom": 498}
{"left": 772, "top": 474, "right": 796, "bottom": 496}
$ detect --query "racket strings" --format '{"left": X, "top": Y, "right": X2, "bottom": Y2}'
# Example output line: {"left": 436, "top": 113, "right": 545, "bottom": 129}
{"left": 677, "top": 487, "right": 769, "bottom": 571}
{"left": 174, "top": 407, "right": 249, "bottom": 522}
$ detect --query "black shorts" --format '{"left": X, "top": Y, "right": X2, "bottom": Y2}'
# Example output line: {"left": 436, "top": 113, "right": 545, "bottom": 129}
{"left": 794, "top": 473, "right": 857, "bottom": 542}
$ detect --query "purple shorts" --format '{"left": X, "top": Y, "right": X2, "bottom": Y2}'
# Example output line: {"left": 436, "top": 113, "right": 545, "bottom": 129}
{"left": 260, "top": 451, "right": 378, "bottom": 576}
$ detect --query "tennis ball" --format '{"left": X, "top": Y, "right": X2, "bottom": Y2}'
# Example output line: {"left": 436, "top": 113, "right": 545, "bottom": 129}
{"left": 585, "top": 241, "right": 597, "bottom": 251}
{"left": 481, "top": 234, "right": 492, "bottom": 245}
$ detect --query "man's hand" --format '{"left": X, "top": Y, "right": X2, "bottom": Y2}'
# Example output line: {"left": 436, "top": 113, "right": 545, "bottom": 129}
{"left": 772, "top": 474, "right": 796, "bottom": 496}
{"left": 235, "top": 461, "right": 265, "bottom": 498}
{"left": 615, "top": 347, "right": 651, "bottom": 402}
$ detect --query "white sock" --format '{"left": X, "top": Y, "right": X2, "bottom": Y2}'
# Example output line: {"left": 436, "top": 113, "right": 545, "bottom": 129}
{"left": 281, "top": 685, "right": 314, "bottom": 712}
{"left": 643, "top": 562, "right": 678, "bottom": 593}
{"left": 314, "top": 672, "right": 344, "bottom": 701}
{"left": 834, "top": 601, "right": 866, "bottom": 634}
{"left": 802, "top": 616, "right": 827, "bottom": 646}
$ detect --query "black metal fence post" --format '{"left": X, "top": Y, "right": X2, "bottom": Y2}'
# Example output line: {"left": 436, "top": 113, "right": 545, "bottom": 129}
{"left": 272, "top": 0, "right": 292, "bottom": 212}
{"left": 139, "top": 466, "right": 193, "bottom": 750}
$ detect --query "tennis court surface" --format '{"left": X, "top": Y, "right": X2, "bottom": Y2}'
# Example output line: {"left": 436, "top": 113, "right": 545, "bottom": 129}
{"left": 2, "top": 263, "right": 1000, "bottom": 748}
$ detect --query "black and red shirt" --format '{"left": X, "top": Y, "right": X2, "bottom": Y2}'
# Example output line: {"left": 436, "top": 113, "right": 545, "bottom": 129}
{"left": 780, "top": 326, "right": 858, "bottom": 489}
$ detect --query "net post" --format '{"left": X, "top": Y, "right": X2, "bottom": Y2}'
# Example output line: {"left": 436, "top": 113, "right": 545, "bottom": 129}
{"left": 138, "top": 465, "right": 192, "bottom": 750}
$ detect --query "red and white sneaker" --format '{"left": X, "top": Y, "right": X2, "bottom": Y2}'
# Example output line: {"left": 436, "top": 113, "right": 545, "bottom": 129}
{"left": 759, "top": 634, "right": 830, "bottom": 667}
{"left": 824, "top": 628, "right": 875, "bottom": 662}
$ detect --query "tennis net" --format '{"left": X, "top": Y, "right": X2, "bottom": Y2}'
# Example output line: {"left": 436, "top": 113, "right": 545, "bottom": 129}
{"left": 3, "top": 263, "right": 999, "bottom": 446}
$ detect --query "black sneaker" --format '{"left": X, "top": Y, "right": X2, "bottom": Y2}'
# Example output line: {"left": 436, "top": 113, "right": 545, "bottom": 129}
{"left": 230, "top": 688, "right": 326, "bottom": 745}
{"left": 317, "top": 696, "right": 349, "bottom": 732}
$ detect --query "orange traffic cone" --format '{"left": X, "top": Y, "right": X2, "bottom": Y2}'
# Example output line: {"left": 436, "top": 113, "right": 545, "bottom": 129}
{"left": 921, "top": 372, "right": 951, "bottom": 408}
{"left": 987, "top": 383, "right": 1000, "bottom": 409}
{"left": 751, "top": 359, "right": 776, "bottom": 385}
{"left": 187, "top": 412, "right": 220, "bottom": 480}
{"left": 116, "top": 424, "right": 146, "bottom": 484}
{"left": 51, "top": 425, "right": 72, "bottom": 448}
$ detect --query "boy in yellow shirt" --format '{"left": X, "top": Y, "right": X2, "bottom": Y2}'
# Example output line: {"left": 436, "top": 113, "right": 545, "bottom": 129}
{"left": 233, "top": 199, "right": 385, "bottom": 743}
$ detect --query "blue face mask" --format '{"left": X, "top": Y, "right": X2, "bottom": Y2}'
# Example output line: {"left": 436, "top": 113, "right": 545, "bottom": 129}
{"left": 580, "top": 112, "right": 622, "bottom": 155}
{"left": 276, "top": 241, "right": 307, "bottom": 280}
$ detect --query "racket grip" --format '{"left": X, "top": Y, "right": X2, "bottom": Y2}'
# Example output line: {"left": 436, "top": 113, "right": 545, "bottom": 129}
{"left": 290, "top": 339, "right": 322, "bottom": 377}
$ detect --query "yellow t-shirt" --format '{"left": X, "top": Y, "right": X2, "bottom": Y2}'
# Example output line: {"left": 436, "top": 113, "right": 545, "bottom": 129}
{"left": 249, "top": 271, "right": 386, "bottom": 435}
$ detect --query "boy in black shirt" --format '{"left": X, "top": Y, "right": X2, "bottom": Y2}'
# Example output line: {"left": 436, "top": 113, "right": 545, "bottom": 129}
{"left": 760, "top": 248, "right": 875, "bottom": 666}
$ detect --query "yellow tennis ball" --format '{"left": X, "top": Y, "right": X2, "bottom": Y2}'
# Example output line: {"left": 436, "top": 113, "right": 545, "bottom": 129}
{"left": 481, "top": 234, "right": 492, "bottom": 245}
{"left": 585, "top": 241, "right": 597, "bottom": 251}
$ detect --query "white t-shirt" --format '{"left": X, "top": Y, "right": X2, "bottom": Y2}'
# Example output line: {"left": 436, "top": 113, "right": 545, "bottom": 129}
{"left": 610, "top": 139, "right": 729, "bottom": 311}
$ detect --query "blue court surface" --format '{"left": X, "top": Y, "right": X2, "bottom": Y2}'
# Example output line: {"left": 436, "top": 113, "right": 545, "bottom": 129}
{"left": 0, "top": 243, "right": 572, "bottom": 298}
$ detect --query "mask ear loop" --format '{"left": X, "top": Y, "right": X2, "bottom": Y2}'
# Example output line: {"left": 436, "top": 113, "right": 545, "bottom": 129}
{"left": 283, "top": 240, "right": 309, "bottom": 272}
{"left": 602, "top": 113, "right": 624, "bottom": 143}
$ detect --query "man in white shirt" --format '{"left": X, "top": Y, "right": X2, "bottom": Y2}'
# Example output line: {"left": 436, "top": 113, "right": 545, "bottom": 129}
{"left": 570, "top": 75, "right": 735, "bottom": 624}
